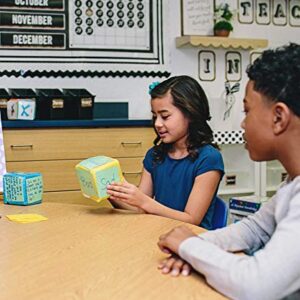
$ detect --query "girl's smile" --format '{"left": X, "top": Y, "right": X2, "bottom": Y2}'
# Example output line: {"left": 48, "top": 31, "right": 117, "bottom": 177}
{"left": 158, "top": 131, "right": 168, "bottom": 138}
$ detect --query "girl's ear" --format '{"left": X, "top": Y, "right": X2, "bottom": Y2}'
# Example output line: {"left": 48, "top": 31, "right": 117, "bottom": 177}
{"left": 272, "top": 102, "right": 291, "bottom": 135}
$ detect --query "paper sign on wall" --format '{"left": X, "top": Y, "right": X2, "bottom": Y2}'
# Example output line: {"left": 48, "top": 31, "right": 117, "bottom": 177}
{"left": 0, "top": 113, "right": 7, "bottom": 192}
{"left": 181, "top": 0, "right": 214, "bottom": 35}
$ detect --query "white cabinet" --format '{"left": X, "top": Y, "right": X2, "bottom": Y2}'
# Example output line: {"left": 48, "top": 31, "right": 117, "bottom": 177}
{"left": 218, "top": 144, "right": 260, "bottom": 200}
{"left": 218, "top": 144, "right": 285, "bottom": 201}
{"left": 260, "top": 160, "right": 287, "bottom": 197}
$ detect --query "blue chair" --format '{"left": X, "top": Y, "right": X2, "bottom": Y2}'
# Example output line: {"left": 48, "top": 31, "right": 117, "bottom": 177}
{"left": 211, "top": 197, "right": 228, "bottom": 230}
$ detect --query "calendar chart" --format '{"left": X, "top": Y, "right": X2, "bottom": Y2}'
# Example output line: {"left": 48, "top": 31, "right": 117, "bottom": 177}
{"left": 0, "top": 0, "right": 164, "bottom": 66}
{"left": 69, "top": 0, "right": 151, "bottom": 51}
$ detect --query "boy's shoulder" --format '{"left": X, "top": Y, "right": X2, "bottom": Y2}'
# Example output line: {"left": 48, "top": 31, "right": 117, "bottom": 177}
{"left": 274, "top": 175, "right": 300, "bottom": 210}
{"left": 288, "top": 176, "right": 300, "bottom": 197}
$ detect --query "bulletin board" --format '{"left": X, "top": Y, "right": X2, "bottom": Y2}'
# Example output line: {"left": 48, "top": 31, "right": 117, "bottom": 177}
{"left": 0, "top": 0, "right": 168, "bottom": 77}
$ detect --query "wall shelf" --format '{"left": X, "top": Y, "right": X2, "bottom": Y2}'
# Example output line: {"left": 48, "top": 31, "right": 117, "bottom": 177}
{"left": 176, "top": 36, "right": 268, "bottom": 50}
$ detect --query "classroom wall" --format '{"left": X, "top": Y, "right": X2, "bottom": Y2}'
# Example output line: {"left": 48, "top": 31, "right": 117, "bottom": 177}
{"left": 0, "top": 0, "right": 299, "bottom": 131}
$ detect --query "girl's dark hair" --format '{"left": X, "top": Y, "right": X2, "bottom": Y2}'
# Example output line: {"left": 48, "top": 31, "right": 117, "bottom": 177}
{"left": 247, "top": 43, "right": 300, "bottom": 117}
{"left": 149, "top": 75, "right": 218, "bottom": 163}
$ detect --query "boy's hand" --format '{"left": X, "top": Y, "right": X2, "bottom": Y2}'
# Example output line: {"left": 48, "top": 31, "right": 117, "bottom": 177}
{"left": 157, "top": 225, "right": 197, "bottom": 254}
{"left": 106, "top": 180, "right": 149, "bottom": 210}
{"left": 158, "top": 254, "right": 192, "bottom": 277}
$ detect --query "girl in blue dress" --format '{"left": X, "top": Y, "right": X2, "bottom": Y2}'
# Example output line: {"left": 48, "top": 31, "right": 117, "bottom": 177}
{"left": 107, "top": 75, "right": 224, "bottom": 229}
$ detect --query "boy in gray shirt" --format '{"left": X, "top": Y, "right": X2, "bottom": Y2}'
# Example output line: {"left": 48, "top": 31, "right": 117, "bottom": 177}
{"left": 157, "top": 43, "right": 300, "bottom": 300}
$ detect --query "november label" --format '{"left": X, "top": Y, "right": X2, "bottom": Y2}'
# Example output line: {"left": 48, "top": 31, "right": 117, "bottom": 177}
{"left": 0, "top": 12, "right": 64, "bottom": 28}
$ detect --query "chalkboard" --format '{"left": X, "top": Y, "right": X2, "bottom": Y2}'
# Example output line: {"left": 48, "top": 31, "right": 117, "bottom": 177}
{"left": 181, "top": 0, "right": 214, "bottom": 35}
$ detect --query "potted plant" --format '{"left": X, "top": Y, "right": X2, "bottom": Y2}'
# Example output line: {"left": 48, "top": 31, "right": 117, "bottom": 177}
{"left": 214, "top": 3, "right": 234, "bottom": 37}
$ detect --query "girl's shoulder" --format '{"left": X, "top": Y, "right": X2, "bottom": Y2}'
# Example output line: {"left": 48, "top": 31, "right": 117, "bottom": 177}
{"left": 144, "top": 146, "right": 160, "bottom": 165}
{"left": 194, "top": 144, "right": 224, "bottom": 174}
{"left": 195, "top": 144, "right": 224, "bottom": 165}
{"left": 145, "top": 146, "right": 155, "bottom": 157}
{"left": 197, "top": 144, "right": 222, "bottom": 156}
{"left": 143, "top": 147, "right": 156, "bottom": 172}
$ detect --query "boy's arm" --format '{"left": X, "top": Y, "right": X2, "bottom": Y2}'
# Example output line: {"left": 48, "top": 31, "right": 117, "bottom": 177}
{"left": 178, "top": 190, "right": 300, "bottom": 300}
{"left": 200, "top": 195, "right": 277, "bottom": 253}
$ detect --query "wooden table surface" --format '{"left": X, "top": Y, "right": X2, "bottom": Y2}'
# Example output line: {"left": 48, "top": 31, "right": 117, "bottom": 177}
{"left": 0, "top": 202, "right": 227, "bottom": 300}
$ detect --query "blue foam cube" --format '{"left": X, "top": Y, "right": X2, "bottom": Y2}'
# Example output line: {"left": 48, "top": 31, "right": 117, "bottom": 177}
{"left": 3, "top": 172, "right": 43, "bottom": 205}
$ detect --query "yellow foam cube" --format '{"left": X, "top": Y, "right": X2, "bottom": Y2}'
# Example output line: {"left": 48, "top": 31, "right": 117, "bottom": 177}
{"left": 75, "top": 156, "right": 124, "bottom": 202}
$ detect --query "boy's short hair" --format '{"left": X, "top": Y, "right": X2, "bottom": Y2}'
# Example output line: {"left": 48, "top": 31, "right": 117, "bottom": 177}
{"left": 246, "top": 43, "right": 300, "bottom": 117}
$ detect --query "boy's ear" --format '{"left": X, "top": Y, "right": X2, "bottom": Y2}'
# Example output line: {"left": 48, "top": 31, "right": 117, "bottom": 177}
{"left": 272, "top": 102, "right": 291, "bottom": 135}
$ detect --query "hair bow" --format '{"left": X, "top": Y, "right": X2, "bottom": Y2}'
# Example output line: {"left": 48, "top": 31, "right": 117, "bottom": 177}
{"left": 148, "top": 81, "right": 160, "bottom": 95}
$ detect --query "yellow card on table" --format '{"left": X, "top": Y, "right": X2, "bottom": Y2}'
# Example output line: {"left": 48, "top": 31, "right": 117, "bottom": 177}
{"left": 6, "top": 214, "right": 48, "bottom": 224}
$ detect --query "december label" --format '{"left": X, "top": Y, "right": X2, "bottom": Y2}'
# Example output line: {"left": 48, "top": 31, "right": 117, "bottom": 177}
{"left": 0, "top": 32, "right": 65, "bottom": 48}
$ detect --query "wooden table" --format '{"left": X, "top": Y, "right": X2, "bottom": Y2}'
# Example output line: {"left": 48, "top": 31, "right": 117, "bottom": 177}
{"left": 0, "top": 202, "right": 227, "bottom": 300}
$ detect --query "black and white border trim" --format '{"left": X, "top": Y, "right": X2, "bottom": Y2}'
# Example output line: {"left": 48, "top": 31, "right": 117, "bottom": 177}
{"left": 0, "top": 70, "right": 171, "bottom": 78}
{"left": 213, "top": 130, "right": 244, "bottom": 144}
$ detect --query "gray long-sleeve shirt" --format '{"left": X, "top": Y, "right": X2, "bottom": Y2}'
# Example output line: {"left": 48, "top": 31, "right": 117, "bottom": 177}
{"left": 179, "top": 176, "right": 300, "bottom": 300}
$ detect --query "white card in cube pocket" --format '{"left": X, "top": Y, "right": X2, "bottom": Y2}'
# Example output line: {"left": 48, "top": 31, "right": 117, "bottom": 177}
{"left": 7, "top": 99, "right": 18, "bottom": 120}
{"left": 17, "top": 99, "right": 36, "bottom": 120}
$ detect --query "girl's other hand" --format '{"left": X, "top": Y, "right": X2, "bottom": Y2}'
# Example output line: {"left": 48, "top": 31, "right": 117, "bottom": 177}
{"left": 158, "top": 255, "right": 192, "bottom": 277}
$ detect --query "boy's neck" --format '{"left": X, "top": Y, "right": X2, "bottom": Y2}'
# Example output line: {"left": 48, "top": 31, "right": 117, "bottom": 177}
{"left": 276, "top": 118, "right": 300, "bottom": 180}
{"left": 279, "top": 151, "right": 300, "bottom": 180}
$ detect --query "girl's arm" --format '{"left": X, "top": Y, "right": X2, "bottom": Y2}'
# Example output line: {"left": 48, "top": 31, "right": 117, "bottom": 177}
{"left": 137, "top": 167, "right": 154, "bottom": 196}
{"left": 107, "top": 169, "right": 222, "bottom": 225}
{"left": 145, "top": 170, "right": 221, "bottom": 225}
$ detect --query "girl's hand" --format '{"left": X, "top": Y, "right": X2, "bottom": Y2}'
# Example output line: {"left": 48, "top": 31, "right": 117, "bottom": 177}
{"left": 158, "top": 255, "right": 192, "bottom": 277}
{"left": 157, "top": 225, "right": 197, "bottom": 255}
{"left": 106, "top": 180, "right": 149, "bottom": 210}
